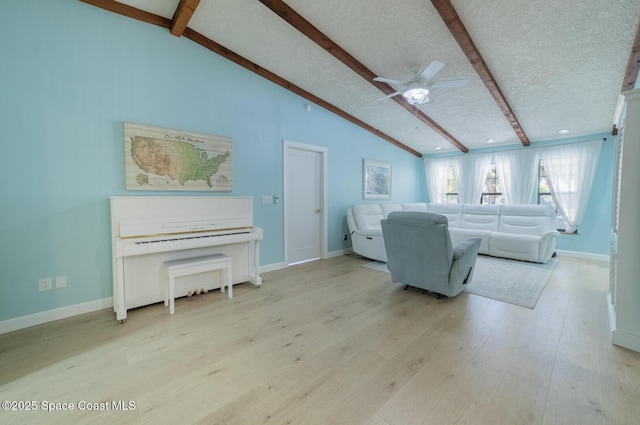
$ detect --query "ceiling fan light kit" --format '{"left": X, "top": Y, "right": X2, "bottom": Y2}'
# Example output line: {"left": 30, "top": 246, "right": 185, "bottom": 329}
{"left": 403, "top": 87, "right": 430, "bottom": 105}
{"left": 374, "top": 60, "right": 468, "bottom": 105}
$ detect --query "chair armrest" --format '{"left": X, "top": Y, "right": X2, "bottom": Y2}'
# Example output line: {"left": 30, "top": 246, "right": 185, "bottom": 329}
{"left": 450, "top": 238, "right": 481, "bottom": 289}
{"left": 453, "top": 238, "right": 481, "bottom": 261}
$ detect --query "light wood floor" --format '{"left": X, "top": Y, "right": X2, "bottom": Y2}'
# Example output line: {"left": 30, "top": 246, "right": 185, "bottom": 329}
{"left": 1, "top": 254, "right": 639, "bottom": 425}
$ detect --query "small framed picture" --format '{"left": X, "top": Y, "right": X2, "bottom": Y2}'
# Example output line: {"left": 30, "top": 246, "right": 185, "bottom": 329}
{"left": 364, "top": 159, "right": 391, "bottom": 199}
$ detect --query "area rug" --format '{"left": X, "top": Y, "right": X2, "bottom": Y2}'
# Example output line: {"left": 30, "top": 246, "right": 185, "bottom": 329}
{"left": 363, "top": 256, "right": 557, "bottom": 308}
{"left": 465, "top": 256, "right": 557, "bottom": 308}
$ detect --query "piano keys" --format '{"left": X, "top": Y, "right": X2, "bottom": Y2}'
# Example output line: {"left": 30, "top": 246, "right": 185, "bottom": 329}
{"left": 110, "top": 196, "right": 263, "bottom": 322}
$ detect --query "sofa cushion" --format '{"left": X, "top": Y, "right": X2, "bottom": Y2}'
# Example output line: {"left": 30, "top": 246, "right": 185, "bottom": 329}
{"left": 489, "top": 232, "right": 540, "bottom": 262}
{"left": 380, "top": 203, "right": 403, "bottom": 218}
{"left": 352, "top": 203, "right": 384, "bottom": 231}
{"left": 401, "top": 203, "right": 428, "bottom": 212}
{"left": 498, "top": 205, "right": 556, "bottom": 236}
{"left": 459, "top": 204, "right": 500, "bottom": 231}
{"left": 426, "top": 203, "right": 463, "bottom": 227}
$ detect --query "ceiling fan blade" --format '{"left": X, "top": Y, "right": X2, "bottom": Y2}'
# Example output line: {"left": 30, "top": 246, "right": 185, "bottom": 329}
{"left": 420, "top": 60, "right": 445, "bottom": 80}
{"left": 431, "top": 79, "right": 468, "bottom": 89}
{"left": 374, "top": 77, "right": 404, "bottom": 85}
{"left": 376, "top": 92, "right": 402, "bottom": 101}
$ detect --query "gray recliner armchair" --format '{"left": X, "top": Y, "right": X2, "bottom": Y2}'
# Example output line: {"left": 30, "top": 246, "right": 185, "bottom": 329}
{"left": 381, "top": 211, "right": 481, "bottom": 298}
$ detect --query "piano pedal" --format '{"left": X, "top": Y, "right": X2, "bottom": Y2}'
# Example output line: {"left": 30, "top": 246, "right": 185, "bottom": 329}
{"left": 187, "top": 290, "right": 193, "bottom": 297}
{"left": 195, "top": 288, "right": 201, "bottom": 295}
{"left": 201, "top": 287, "right": 208, "bottom": 294}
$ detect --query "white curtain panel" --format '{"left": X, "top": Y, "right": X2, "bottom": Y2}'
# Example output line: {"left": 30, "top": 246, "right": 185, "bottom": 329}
{"left": 495, "top": 148, "right": 539, "bottom": 204}
{"left": 424, "top": 157, "right": 451, "bottom": 203}
{"left": 453, "top": 154, "right": 492, "bottom": 204}
{"left": 540, "top": 140, "right": 603, "bottom": 233}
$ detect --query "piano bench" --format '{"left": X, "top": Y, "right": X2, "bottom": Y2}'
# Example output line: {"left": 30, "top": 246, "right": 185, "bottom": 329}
{"left": 162, "top": 254, "right": 233, "bottom": 315}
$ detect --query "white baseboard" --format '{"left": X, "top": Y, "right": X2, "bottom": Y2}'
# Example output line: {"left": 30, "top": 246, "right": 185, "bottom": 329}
{"left": 0, "top": 297, "right": 113, "bottom": 335}
{"left": 555, "top": 249, "right": 610, "bottom": 263}
{"left": 613, "top": 329, "right": 640, "bottom": 353}
{"left": 326, "top": 248, "right": 351, "bottom": 258}
{"left": 259, "top": 250, "right": 349, "bottom": 275}
{"left": 259, "top": 262, "right": 287, "bottom": 273}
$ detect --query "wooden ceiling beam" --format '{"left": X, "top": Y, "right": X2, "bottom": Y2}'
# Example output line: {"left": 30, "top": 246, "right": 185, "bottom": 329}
{"left": 621, "top": 20, "right": 640, "bottom": 92}
{"left": 78, "top": 0, "right": 421, "bottom": 157}
{"left": 431, "top": 0, "right": 530, "bottom": 147}
{"left": 79, "top": 0, "right": 170, "bottom": 28}
{"left": 258, "top": 0, "right": 469, "bottom": 153}
{"left": 170, "top": 0, "right": 201, "bottom": 37}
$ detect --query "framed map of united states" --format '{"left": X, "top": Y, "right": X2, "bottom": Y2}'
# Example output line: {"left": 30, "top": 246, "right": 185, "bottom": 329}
{"left": 124, "top": 122, "right": 232, "bottom": 191}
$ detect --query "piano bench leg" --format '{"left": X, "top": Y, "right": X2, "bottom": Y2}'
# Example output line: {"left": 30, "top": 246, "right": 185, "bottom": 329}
{"left": 226, "top": 262, "right": 233, "bottom": 299}
{"left": 167, "top": 274, "right": 175, "bottom": 315}
{"left": 216, "top": 261, "right": 233, "bottom": 299}
{"left": 162, "top": 270, "right": 176, "bottom": 315}
{"left": 219, "top": 261, "right": 233, "bottom": 298}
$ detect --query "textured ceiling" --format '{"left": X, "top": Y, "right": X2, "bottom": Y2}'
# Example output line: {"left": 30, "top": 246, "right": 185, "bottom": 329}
{"left": 111, "top": 0, "right": 640, "bottom": 154}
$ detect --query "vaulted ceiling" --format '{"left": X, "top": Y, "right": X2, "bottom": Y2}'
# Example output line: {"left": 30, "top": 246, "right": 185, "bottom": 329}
{"left": 81, "top": 0, "right": 640, "bottom": 156}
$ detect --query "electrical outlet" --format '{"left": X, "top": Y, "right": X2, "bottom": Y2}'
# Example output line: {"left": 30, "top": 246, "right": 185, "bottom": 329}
{"left": 343, "top": 234, "right": 348, "bottom": 241}
{"left": 56, "top": 275, "right": 67, "bottom": 288}
{"left": 38, "top": 277, "right": 53, "bottom": 292}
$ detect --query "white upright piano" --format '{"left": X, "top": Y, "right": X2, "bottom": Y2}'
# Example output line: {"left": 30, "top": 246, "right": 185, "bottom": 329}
{"left": 110, "top": 196, "right": 263, "bottom": 322}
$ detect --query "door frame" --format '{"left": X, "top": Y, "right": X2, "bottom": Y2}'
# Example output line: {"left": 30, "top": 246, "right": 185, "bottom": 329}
{"left": 283, "top": 140, "right": 328, "bottom": 265}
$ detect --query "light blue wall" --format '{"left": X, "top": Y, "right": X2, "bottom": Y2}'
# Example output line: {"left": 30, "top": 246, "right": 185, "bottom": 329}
{"left": 0, "top": 0, "right": 423, "bottom": 321}
{"left": 423, "top": 133, "right": 615, "bottom": 256}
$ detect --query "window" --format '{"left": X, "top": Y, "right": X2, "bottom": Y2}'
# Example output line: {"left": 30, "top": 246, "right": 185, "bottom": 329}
{"left": 538, "top": 160, "right": 569, "bottom": 232}
{"left": 480, "top": 163, "right": 504, "bottom": 204}
{"left": 445, "top": 165, "right": 459, "bottom": 203}
{"left": 444, "top": 163, "right": 504, "bottom": 204}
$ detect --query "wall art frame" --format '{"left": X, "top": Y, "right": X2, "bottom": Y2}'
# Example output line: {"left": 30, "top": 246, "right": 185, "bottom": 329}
{"left": 363, "top": 159, "right": 391, "bottom": 199}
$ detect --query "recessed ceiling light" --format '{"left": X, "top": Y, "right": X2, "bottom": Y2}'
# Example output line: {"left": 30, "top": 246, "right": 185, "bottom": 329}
{"left": 558, "top": 129, "right": 570, "bottom": 134}
{"left": 486, "top": 139, "right": 495, "bottom": 144}
{"left": 435, "top": 146, "right": 441, "bottom": 150}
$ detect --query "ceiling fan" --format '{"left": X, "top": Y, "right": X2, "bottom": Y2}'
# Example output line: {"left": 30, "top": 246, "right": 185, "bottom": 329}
{"left": 374, "top": 61, "right": 468, "bottom": 105}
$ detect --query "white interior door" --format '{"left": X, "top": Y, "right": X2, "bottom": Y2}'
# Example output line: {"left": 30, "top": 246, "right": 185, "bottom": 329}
{"left": 284, "top": 141, "right": 326, "bottom": 265}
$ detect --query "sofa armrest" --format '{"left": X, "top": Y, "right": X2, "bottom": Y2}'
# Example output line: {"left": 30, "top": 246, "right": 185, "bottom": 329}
{"left": 540, "top": 230, "right": 559, "bottom": 241}
{"left": 347, "top": 208, "right": 357, "bottom": 235}
{"left": 353, "top": 228, "right": 383, "bottom": 237}
{"left": 539, "top": 230, "right": 559, "bottom": 263}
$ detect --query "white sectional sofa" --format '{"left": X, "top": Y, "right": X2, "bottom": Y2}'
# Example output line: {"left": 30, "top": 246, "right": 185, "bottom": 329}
{"left": 347, "top": 203, "right": 558, "bottom": 263}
